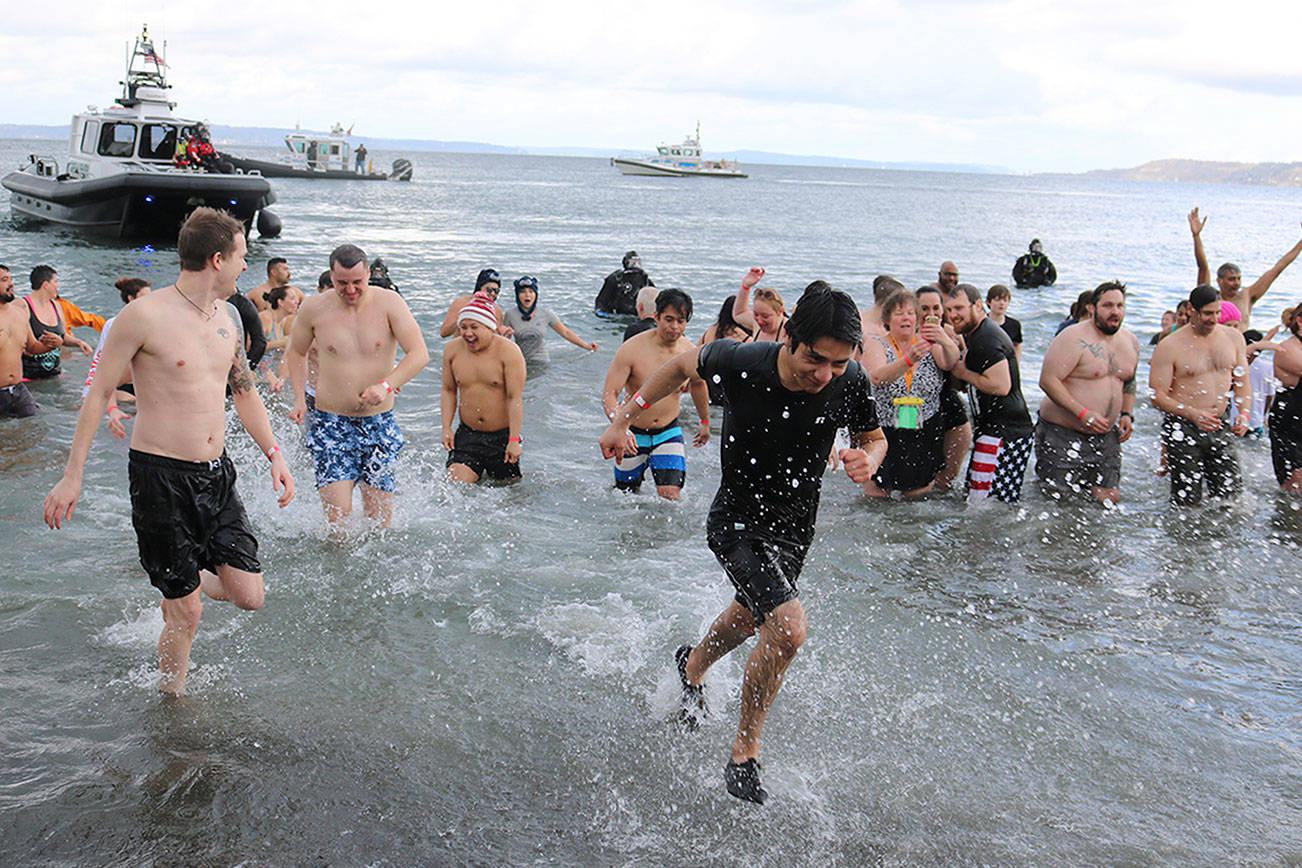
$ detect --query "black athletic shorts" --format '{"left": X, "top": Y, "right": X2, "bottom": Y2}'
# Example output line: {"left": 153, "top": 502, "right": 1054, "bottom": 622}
{"left": 0, "top": 382, "right": 38, "bottom": 418}
{"left": 939, "top": 386, "right": 969, "bottom": 431}
{"left": 128, "top": 450, "right": 261, "bottom": 599}
{"left": 706, "top": 517, "right": 809, "bottom": 625}
{"left": 447, "top": 425, "right": 521, "bottom": 481}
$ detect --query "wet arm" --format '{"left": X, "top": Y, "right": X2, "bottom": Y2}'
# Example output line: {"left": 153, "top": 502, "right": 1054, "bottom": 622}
{"left": 440, "top": 346, "right": 458, "bottom": 439}
{"left": 732, "top": 287, "right": 758, "bottom": 332}
{"left": 1246, "top": 228, "right": 1302, "bottom": 302}
{"left": 1147, "top": 342, "right": 1186, "bottom": 418}
{"left": 286, "top": 306, "right": 313, "bottom": 412}
{"left": 505, "top": 350, "right": 526, "bottom": 441}
{"left": 1190, "top": 208, "right": 1210, "bottom": 286}
{"left": 608, "top": 348, "right": 700, "bottom": 429}
{"left": 1039, "top": 337, "right": 1085, "bottom": 417}
{"left": 956, "top": 357, "right": 1011, "bottom": 396}
{"left": 386, "top": 303, "right": 431, "bottom": 389}
{"left": 439, "top": 298, "right": 464, "bottom": 338}
{"left": 552, "top": 318, "right": 596, "bottom": 351}
{"left": 601, "top": 349, "right": 633, "bottom": 421}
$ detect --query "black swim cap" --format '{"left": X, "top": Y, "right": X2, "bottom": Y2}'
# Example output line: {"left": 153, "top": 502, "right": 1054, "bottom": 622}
{"left": 1189, "top": 284, "right": 1219, "bottom": 310}
{"left": 623, "top": 250, "right": 640, "bottom": 269}
{"left": 475, "top": 268, "right": 500, "bottom": 291}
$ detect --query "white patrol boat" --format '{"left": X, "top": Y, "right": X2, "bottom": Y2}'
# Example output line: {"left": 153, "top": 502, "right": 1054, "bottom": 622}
{"left": 225, "top": 125, "right": 413, "bottom": 181}
{"left": 2, "top": 26, "right": 280, "bottom": 239}
{"left": 611, "top": 124, "right": 747, "bottom": 178}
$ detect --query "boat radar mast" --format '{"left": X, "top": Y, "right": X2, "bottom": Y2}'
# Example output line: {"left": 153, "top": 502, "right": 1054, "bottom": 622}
{"left": 116, "top": 25, "right": 174, "bottom": 110}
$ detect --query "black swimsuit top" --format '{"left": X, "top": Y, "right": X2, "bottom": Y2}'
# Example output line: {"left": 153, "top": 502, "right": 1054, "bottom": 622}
{"left": 23, "top": 297, "right": 65, "bottom": 379}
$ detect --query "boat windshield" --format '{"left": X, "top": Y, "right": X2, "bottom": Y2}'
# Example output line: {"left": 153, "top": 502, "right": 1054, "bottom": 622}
{"left": 139, "top": 123, "right": 179, "bottom": 160}
{"left": 98, "top": 123, "right": 137, "bottom": 158}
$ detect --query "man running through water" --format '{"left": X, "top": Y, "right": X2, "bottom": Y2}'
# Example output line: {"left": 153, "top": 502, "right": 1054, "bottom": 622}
{"left": 600, "top": 283, "right": 886, "bottom": 804}
{"left": 43, "top": 207, "right": 295, "bottom": 695}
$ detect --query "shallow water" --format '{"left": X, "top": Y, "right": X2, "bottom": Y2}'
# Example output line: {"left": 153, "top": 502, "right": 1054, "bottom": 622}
{"left": 2, "top": 141, "right": 1301, "bottom": 865}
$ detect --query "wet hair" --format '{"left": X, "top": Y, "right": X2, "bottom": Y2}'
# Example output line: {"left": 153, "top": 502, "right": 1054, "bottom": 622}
{"left": 1243, "top": 329, "right": 1264, "bottom": 343}
{"left": 265, "top": 285, "right": 291, "bottom": 309}
{"left": 753, "top": 287, "right": 785, "bottom": 314}
{"left": 318, "top": 269, "right": 333, "bottom": 291}
{"left": 915, "top": 285, "right": 943, "bottom": 305}
{"left": 1090, "top": 280, "right": 1126, "bottom": 306}
{"left": 1070, "top": 289, "right": 1094, "bottom": 319}
{"left": 114, "top": 276, "right": 150, "bottom": 304}
{"left": 655, "top": 287, "right": 692, "bottom": 321}
{"left": 634, "top": 286, "right": 660, "bottom": 317}
{"left": 1216, "top": 262, "right": 1241, "bottom": 280}
{"left": 30, "top": 264, "right": 56, "bottom": 289}
{"left": 801, "top": 280, "right": 833, "bottom": 298}
{"left": 1190, "top": 284, "right": 1219, "bottom": 310}
{"left": 986, "top": 284, "right": 1011, "bottom": 303}
{"left": 266, "top": 257, "right": 287, "bottom": 276}
{"left": 944, "top": 283, "right": 982, "bottom": 305}
{"left": 177, "top": 208, "right": 242, "bottom": 272}
{"left": 1176, "top": 300, "right": 1193, "bottom": 314}
{"left": 785, "top": 283, "right": 862, "bottom": 352}
{"left": 712, "top": 295, "right": 753, "bottom": 342}
{"left": 1286, "top": 303, "right": 1302, "bottom": 337}
{"left": 880, "top": 291, "right": 918, "bottom": 330}
{"left": 873, "top": 275, "right": 905, "bottom": 303}
{"left": 329, "top": 243, "right": 367, "bottom": 271}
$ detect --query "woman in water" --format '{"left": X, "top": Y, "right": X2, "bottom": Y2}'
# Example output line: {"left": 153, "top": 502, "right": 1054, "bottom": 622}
{"left": 21, "top": 265, "right": 93, "bottom": 379}
{"left": 732, "top": 267, "right": 788, "bottom": 342}
{"left": 259, "top": 286, "right": 300, "bottom": 391}
{"left": 502, "top": 275, "right": 598, "bottom": 363}
{"left": 441, "top": 268, "right": 508, "bottom": 338}
{"left": 84, "top": 277, "right": 151, "bottom": 438}
{"left": 860, "top": 289, "right": 959, "bottom": 498}
{"left": 1270, "top": 302, "right": 1302, "bottom": 491}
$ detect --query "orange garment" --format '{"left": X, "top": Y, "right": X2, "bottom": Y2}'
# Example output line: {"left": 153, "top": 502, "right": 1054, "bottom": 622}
{"left": 57, "top": 298, "right": 106, "bottom": 331}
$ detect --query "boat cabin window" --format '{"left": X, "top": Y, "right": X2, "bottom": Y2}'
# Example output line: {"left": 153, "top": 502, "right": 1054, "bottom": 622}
{"left": 80, "top": 121, "right": 100, "bottom": 155}
{"left": 330, "top": 145, "right": 341, "bottom": 156}
{"left": 97, "top": 122, "right": 137, "bottom": 158}
{"left": 139, "top": 124, "right": 178, "bottom": 160}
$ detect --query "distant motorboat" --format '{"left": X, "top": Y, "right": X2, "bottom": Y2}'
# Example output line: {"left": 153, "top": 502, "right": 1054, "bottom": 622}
{"left": 225, "top": 125, "right": 414, "bottom": 181}
{"left": 611, "top": 125, "right": 747, "bottom": 178}
{"left": 2, "top": 25, "right": 280, "bottom": 239}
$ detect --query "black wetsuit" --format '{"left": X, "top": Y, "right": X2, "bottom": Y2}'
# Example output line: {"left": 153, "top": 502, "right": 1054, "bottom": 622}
{"left": 622, "top": 317, "right": 656, "bottom": 342}
{"left": 697, "top": 340, "right": 877, "bottom": 620}
{"left": 595, "top": 268, "right": 653, "bottom": 316}
{"left": 23, "top": 297, "right": 64, "bottom": 379}
{"left": 1013, "top": 253, "right": 1056, "bottom": 288}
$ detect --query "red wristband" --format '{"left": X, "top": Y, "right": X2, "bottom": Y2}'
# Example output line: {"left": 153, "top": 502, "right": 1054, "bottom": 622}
{"left": 508, "top": 436, "right": 522, "bottom": 443}
{"left": 1077, "top": 407, "right": 1089, "bottom": 421}
{"left": 632, "top": 392, "right": 648, "bottom": 409}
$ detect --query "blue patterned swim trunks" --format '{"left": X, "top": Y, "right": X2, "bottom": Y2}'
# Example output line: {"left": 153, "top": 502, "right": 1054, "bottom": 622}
{"left": 306, "top": 408, "right": 405, "bottom": 491}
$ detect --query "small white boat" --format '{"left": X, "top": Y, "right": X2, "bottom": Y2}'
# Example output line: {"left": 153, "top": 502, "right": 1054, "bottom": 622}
{"left": 225, "top": 124, "right": 413, "bottom": 181}
{"left": 611, "top": 124, "right": 747, "bottom": 178}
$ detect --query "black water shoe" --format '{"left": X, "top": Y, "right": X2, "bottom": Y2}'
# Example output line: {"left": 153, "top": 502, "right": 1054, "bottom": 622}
{"left": 675, "top": 644, "right": 707, "bottom": 730}
{"left": 724, "top": 758, "right": 767, "bottom": 804}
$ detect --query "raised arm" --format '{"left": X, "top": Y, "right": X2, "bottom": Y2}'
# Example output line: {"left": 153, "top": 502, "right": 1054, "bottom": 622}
{"left": 1190, "top": 208, "right": 1210, "bottom": 286}
{"left": 731, "top": 267, "right": 765, "bottom": 333}
{"left": 1245, "top": 222, "right": 1302, "bottom": 303}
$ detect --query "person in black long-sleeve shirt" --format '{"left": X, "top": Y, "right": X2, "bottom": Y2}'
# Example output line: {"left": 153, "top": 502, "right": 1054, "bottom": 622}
{"left": 224, "top": 288, "right": 266, "bottom": 367}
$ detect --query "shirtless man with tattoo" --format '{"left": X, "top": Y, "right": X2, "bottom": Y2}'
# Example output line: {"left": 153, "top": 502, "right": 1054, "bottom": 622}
{"left": 1035, "top": 281, "right": 1139, "bottom": 503}
{"left": 43, "top": 208, "right": 295, "bottom": 695}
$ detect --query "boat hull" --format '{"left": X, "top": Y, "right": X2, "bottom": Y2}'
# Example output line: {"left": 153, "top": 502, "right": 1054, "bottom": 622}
{"left": 224, "top": 155, "right": 390, "bottom": 181}
{"left": 611, "top": 157, "right": 747, "bottom": 179}
{"left": 3, "top": 169, "right": 275, "bottom": 239}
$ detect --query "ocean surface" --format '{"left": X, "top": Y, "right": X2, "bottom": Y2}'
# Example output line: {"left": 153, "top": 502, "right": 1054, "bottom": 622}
{"left": 2, "top": 139, "right": 1300, "bottom": 866}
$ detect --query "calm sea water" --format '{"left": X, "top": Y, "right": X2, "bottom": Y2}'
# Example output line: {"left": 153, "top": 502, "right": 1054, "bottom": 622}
{"left": 2, "top": 139, "right": 1300, "bottom": 866}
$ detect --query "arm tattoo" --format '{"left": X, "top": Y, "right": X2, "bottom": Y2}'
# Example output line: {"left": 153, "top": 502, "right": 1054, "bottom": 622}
{"left": 1123, "top": 374, "right": 1137, "bottom": 395}
{"left": 223, "top": 303, "right": 254, "bottom": 395}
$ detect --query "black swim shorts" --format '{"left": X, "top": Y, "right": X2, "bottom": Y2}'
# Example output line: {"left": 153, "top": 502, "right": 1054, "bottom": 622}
{"left": 447, "top": 425, "right": 521, "bottom": 481}
{"left": 1161, "top": 414, "right": 1241, "bottom": 505}
{"left": 1034, "top": 416, "right": 1121, "bottom": 498}
{"left": 0, "top": 382, "right": 38, "bottom": 418}
{"left": 1269, "top": 405, "right": 1302, "bottom": 486}
{"left": 128, "top": 450, "right": 261, "bottom": 599}
{"left": 706, "top": 516, "right": 809, "bottom": 624}
{"left": 939, "top": 386, "right": 969, "bottom": 431}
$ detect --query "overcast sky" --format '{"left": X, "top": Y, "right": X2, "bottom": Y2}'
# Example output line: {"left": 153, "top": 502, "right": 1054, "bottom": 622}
{"left": 6, "top": 0, "right": 1302, "bottom": 172}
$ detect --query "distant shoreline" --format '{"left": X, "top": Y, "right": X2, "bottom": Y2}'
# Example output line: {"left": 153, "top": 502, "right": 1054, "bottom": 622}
{"left": 4, "top": 124, "right": 1298, "bottom": 184}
